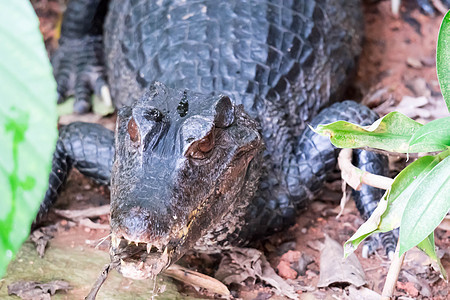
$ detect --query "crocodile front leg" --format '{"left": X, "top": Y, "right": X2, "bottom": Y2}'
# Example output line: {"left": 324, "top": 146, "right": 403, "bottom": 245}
{"left": 52, "top": 0, "right": 109, "bottom": 113}
{"left": 36, "top": 122, "right": 115, "bottom": 223}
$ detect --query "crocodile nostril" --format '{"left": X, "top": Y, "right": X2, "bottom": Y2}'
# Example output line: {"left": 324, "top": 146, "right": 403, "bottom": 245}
{"left": 127, "top": 117, "right": 140, "bottom": 142}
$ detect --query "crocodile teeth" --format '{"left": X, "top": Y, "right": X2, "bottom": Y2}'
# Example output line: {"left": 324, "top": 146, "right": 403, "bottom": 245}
{"left": 120, "top": 259, "right": 125, "bottom": 265}
{"left": 100, "top": 85, "right": 112, "bottom": 107}
{"left": 137, "top": 261, "right": 144, "bottom": 270}
{"left": 162, "top": 247, "right": 168, "bottom": 256}
{"left": 128, "top": 240, "right": 132, "bottom": 245}
{"left": 134, "top": 241, "right": 139, "bottom": 247}
{"left": 111, "top": 236, "right": 120, "bottom": 248}
{"left": 147, "top": 243, "right": 152, "bottom": 254}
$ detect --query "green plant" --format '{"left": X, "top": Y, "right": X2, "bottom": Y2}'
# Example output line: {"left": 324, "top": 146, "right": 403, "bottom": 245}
{"left": 314, "top": 9, "right": 450, "bottom": 296}
{"left": 0, "top": 1, "right": 58, "bottom": 278}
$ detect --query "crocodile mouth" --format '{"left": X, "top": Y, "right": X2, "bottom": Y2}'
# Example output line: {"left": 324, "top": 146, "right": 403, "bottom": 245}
{"left": 110, "top": 233, "right": 173, "bottom": 280}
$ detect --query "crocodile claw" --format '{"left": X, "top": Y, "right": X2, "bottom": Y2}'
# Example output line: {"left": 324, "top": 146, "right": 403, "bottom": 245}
{"left": 361, "top": 230, "right": 398, "bottom": 259}
{"left": 415, "top": 0, "right": 450, "bottom": 15}
{"left": 52, "top": 35, "right": 106, "bottom": 114}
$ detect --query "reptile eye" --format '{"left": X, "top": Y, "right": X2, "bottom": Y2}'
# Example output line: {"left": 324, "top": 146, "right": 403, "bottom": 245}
{"left": 197, "top": 131, "right": 215, "bottom": 153}
{"left": 188, "top": 130, "right": 215, "bottom": 159}
{"left": 127, "top": 117, "right": 140, "bottom": 142}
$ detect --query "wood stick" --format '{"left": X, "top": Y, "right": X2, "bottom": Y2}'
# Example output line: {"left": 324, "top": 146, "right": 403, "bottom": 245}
{"left": 381, "top": 242, "right": 406, "bottom": 299}
{"left": 164, "top": 264, "right": 230, "bottom": 296}
{"left": 85, "top": 262, "right": 117, "bottom": 300}
{"left": 54, "top": 205, "right": 110, "bottom": 220}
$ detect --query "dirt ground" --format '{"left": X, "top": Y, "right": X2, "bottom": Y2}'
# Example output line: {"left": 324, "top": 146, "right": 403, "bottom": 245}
{"left": 2, "top": 0, "right": 449, "bottom": 299}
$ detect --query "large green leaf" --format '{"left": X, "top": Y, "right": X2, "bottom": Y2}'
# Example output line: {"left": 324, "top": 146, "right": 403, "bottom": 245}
{"left": 399, "top": 154, "right": 450, "bottom": 255}
{"left": 314, "top": 112, "right": 424, "bottom": 153}
{"left": 408, "top": 117, "right": 450, "bottom": 152}
{"left": 0, "top": 1, "right": 57, "bottom": 278}
{"left": 379, "top": 153, "right": 446, "bottom": 231}
{"left": 344, "top": 154, "right": 444, "bottom": 256}
{"left": 437, "top": 10, "right": 450, "bottom": 112}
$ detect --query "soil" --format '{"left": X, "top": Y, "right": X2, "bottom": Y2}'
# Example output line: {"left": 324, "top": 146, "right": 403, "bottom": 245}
{"left": 2, "top": 1, "right": 449, "bottom": 299}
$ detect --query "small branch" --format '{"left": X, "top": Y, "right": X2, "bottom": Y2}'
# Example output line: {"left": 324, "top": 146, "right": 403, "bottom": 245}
{"left": 164, "top": 264, "right": 230, "bottom": 296}
{"left": 381, "top": 242, "right": 406, "bottom": 299}
{"left": 54, "top": 205, "right": 110, "bottom": 220}
{"left": 338, "top": 149, "right": 394, "bottom": 191}
{"left": 79, "top": 218, "right": 110, "bottom": 230}
{"left": 85, "top": 262, "right": 118, "bottom": 300}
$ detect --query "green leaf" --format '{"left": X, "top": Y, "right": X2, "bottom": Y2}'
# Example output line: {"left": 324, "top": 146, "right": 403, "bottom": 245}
{"left": 344, "top": 191, "right": 389, "bottom": 256}
{"left": 314, "top": 112, "right": 423, "bottom": 153}
{"left": 408, "top": 117, "right": 450, "bottom": 152}
{"left": 399, "top": 154, "right": 450, "bottom": 255}
{"left": 379, "top": 154, "right": 444, "bottom": 230}
{"left": 344, "top": 153, "right": 444, "bottom": 256}
{"left": 0, "top": 1, "right": 57, "bottom": 278}
{"left": 417, "top": 233, "right": 447, "bottom": 280}
{"left": 437, "top": 10, "right": 450, "bottom": 112}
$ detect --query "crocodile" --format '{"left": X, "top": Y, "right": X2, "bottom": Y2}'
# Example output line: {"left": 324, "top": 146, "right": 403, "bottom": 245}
{"left": 41, "top": 0, "right": 397, "bottom": 280}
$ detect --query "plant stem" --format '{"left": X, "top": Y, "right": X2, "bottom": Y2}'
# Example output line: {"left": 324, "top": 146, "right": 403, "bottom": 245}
{"left": 338, "top": 149, "right": 394, "bottom": 190}
{"left": 381, "top": 242, "right": 406, "bottom": 299}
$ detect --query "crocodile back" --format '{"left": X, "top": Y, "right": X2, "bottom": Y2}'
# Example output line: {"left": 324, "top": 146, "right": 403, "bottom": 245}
{"left": 104, "top": 0, "right": 363, "bottom": 129}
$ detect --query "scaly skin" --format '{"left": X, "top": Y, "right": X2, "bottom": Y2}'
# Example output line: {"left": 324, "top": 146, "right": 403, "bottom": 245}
{"left": 44, "top": 0, "right": 396, "bottom": 279}
{"left": 37, "top": 122, "right": 114, "bottom": 223}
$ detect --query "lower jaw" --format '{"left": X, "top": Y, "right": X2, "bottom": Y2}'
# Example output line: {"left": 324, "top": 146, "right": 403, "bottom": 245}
{"left": 110, "top": 236, "right": 172, "bottom": 279}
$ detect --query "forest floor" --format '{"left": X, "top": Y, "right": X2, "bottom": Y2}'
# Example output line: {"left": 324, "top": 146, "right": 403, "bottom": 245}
{"left": 1, "top": 0, "right": 449, "bottom": 299}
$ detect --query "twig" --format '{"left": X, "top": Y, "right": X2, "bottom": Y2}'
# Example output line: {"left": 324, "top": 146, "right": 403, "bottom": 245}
{"left": 381, "top": 242, "right": 406, "bottom": 299}
{"left": 79, "top": 218, "right": 110, "bottom": 230}
{"left": 164, "top": 264, "right": 230, "bottom": 296}
{"left": 85, "top": 262, "right": 118, "bottom": 300}
{"left": 54, "top": 205, "right": 110, "bottom": 220}
{"left": 338, "top": 149, "right": 394, "bottom": 191}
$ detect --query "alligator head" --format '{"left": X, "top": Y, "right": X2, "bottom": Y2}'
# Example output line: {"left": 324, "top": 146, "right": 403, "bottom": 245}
{"left": 109, "top": 82, "right": 263, "bottom": 279}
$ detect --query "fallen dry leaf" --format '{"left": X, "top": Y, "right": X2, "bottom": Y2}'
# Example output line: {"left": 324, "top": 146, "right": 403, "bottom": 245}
{"left": 215, "top": 247, "right": 298, "bottom": 299}
{"left": 30, "top": 225, "right": 58, "bottom": 258}
{"left": 404, "top": 248, "right": 437, "bottom": 274}
{"left": 406, "top": 77, "right": 431, "bottom": 98}
{"left": 8, "top": 280, "right": 70, "bottom": 300}
{"left": 396, "top": 95, "right": 431, "bottom": 119}
{"left": 347, "top": 285, "right": 381, "bottom": 300}
{"left": 317, "top": 235, "right": 366, "bottom": 288}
